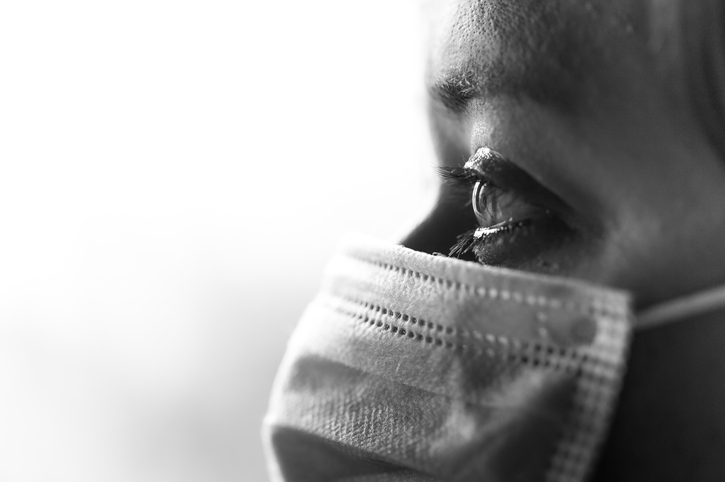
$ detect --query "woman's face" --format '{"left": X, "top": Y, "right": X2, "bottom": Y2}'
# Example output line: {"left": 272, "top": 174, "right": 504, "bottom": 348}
{"left": 406, "top": 0, "right": 725, "bottom": 308}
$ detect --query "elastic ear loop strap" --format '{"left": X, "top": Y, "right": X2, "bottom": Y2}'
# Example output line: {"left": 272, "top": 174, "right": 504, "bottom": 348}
{"left": 636, "top": 284, "right": 725, "bottom": 329}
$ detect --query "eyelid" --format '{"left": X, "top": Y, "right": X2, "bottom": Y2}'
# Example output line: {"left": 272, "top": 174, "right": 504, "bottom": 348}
{"left": 463, "top": 147, "right": 573, "bottom": 219}
{"left": 437, "top": 146, "right": 573, "bottom": 221}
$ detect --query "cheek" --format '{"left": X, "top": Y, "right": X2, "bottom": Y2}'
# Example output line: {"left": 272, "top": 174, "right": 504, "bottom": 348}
{"left": 577, "top": 137, "right": 725, "bottom": 307}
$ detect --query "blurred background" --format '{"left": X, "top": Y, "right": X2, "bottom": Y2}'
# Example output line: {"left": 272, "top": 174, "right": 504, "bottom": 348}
{"left": 0, "top": 1, "right": 433, "bottom": 481}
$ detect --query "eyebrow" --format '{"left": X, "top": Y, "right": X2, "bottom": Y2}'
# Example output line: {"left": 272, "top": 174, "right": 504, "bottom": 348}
{"left": 428, "top": 70, "right": 481, "bottom": 114}
{"left": 428, "top": 63, "right": 587, "bottom": 116}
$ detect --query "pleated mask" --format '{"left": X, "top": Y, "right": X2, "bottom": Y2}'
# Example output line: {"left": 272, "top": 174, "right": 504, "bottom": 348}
{"left": 263, "top": 233, "right": 705, "bottom": 482}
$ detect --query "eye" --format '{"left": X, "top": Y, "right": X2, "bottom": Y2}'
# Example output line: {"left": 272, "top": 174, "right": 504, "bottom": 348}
{"left": 471, "top": 180, "right": 550, "bottom": 235}
{"left": 441, "top": 147, "right": 577, "bottom": 266}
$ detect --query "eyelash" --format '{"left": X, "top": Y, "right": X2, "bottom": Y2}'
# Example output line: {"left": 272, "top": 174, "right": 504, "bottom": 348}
{"left": 437, "top": 165, "right": 538, "bottom": 260}
{"left": 437, "top": 165, "right": 479, "bottom": 192}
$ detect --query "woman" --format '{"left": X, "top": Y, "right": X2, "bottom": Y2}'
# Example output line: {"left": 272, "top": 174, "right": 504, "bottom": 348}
{"left": 265, "top": 1, "right": 725, "bottom": 480}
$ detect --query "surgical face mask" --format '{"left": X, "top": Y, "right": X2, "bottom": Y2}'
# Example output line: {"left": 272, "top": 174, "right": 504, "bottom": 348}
{"left": 263, "top": 234, "right": 724, "bottom": 482}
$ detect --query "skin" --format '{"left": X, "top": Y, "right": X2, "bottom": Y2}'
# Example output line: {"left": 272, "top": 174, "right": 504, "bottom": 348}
{"left": 402, "top": 0, "right": 725, "bottom": 479}
{"left": 406, "top": 0, "right": 725, "bottom": 307}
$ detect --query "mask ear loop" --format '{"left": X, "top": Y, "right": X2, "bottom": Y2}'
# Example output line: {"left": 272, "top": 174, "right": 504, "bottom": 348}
{"left": 636, "top": 284, "right": 725, "bottom": 329}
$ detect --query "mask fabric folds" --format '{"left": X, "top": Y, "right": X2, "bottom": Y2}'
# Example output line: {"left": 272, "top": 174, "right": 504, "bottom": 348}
{"left": 264, "top": 234, "right": 633, "bottom": 482}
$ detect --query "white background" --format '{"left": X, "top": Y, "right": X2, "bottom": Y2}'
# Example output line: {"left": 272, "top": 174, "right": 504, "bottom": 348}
{"left": 0, "top": 1, "right": 433, "bottom": 481}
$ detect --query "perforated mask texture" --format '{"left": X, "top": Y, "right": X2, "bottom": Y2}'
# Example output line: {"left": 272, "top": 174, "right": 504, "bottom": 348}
{"left": 264, "top": 235, "right": 632, "bottom": 482}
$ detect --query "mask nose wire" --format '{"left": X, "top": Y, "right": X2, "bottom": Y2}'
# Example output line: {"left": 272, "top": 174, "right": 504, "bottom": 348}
{"left": 636, "top": 284, "right": 725, "bottom": 329}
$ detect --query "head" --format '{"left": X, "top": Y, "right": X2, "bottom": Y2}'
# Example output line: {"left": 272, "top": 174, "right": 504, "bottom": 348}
{"left": 264, "top": 2, "right": 725, "bottom": 480}
{"left": 404, "top": 0, "right": 725, "bottom": 309}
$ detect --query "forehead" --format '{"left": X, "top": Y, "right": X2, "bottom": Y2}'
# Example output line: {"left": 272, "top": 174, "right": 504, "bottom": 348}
{"left": 422, "top": 0, "right": 679, "bottom": 114}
